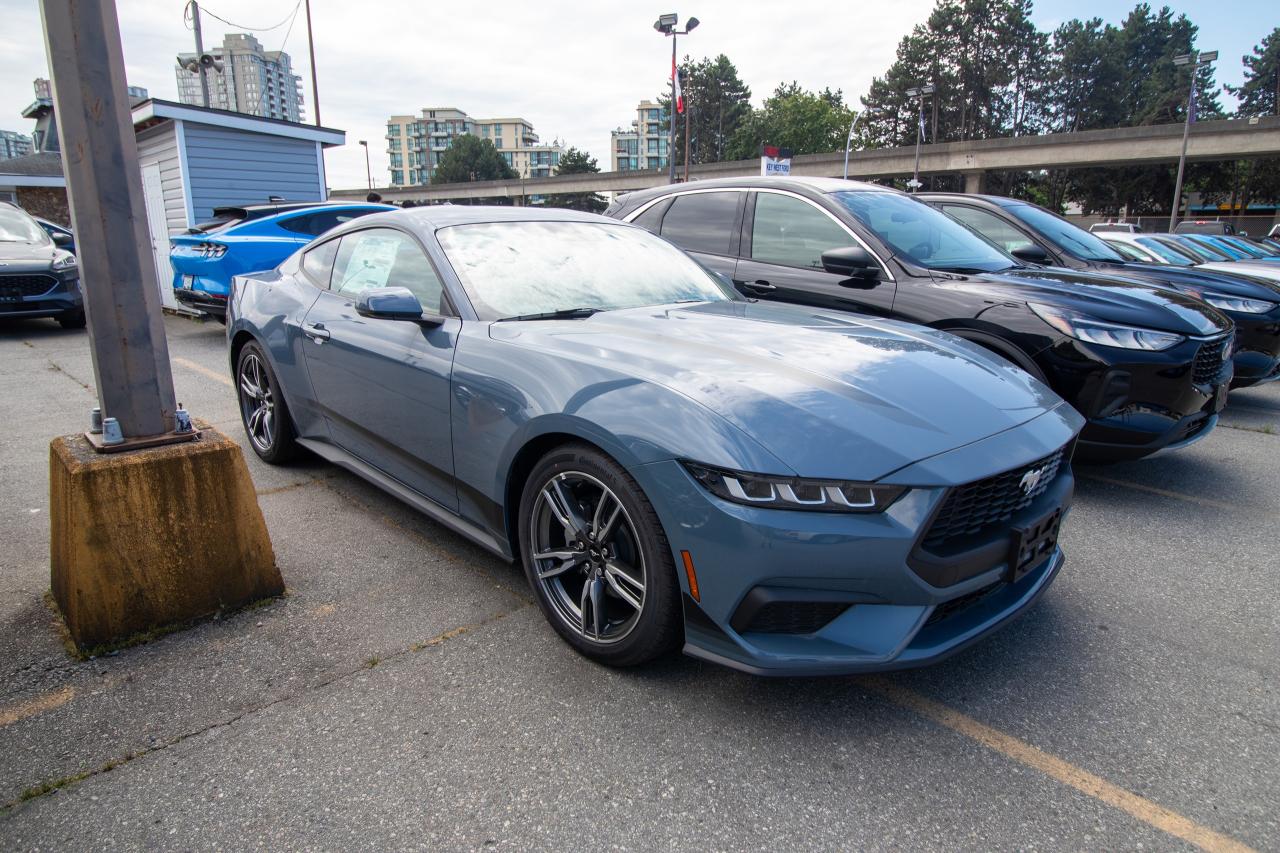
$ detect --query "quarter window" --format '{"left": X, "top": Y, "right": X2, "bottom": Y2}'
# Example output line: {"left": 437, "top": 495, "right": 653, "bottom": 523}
{"left": 331, "top": 228, "right": 444, "bottom": 313}
{"left": 300, "top": 239, "right": 339, "bottom": 287}
{"left": 659, "top": 192, "right": 740, "bottom": 256}
{"left": 750, "top": 193, "right": 854, "bottom": 269}
{"left": 942, "top": 205, "right": 1035, "bottom": 254}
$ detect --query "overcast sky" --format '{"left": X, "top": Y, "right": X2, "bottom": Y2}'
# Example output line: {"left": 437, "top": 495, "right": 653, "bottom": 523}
{"left": 0, "top": 0, "right": 1270, "bottom": 190}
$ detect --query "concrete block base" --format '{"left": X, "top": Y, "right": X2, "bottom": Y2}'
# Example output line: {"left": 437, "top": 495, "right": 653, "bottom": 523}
{"left": 49, "top": 426, "right": 281, "bottom": 651}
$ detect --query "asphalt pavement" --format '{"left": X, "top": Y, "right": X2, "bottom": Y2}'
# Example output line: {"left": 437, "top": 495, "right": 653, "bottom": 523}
{"left": 0, "top": 313, "right": 1276, "bottom": 851}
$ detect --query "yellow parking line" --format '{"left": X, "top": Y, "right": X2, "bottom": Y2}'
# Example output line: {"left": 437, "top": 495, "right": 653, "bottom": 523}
{"left": 172, "top": 356, "right": 233, "bottom": 389}
{"left": 1076, "top": 473, "right": 1237, "bottom": 511}
{"left": 867, "top": 679, "right": 1255, "bottom": 853}
{"left": 0, "top": 686, "right": 74, "bottom": 727}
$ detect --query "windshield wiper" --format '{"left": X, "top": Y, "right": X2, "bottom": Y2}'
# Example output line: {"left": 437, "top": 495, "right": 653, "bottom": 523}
{"left": 496, "top": 307, "right": 603, "bottom": 322}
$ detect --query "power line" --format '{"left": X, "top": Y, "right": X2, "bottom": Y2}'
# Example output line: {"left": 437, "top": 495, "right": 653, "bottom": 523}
{"left": 243, "top": 0, "right": 304, "bottom": 117}
{"left": 188, "top": 0, "right": 300, "bottom": 32}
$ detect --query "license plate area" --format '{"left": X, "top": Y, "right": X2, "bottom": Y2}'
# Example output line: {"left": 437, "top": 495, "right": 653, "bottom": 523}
{"left": 1211, "top": 383, "right": 1229, "bottom": 413}
{"left": 182, "top": 275, "right": 196, "bottom": 290}
{"left": 0, "top": 286, "right": 22, "bottom": 303}
{"left": 1008, "top": 507, "right": 1061, "bottom": 583}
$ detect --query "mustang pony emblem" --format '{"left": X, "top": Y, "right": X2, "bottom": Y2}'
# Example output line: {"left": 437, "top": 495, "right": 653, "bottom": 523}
{"left": 1019, "top": 467, "right": 1047, "bottom": 495}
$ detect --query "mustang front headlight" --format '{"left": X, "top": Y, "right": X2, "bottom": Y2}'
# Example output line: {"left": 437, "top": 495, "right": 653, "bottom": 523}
{"left": 682, "top": 461, "right": 907, "bottom": 513}
{"left": 1029, "top": 302, "right": 1185, "bottom": 351}
{"left": 1199, "top": 293, "right": 1277, "bottom": 314}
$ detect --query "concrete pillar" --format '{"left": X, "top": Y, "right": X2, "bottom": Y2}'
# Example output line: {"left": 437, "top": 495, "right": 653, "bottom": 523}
{"left": 964, "top": 171, "right": 987, "bottom": 194}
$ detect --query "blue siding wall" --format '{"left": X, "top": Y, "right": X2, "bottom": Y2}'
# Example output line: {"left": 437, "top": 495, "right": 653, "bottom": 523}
{"left": 183, "top": 124, "right": 322, "bottom": 220}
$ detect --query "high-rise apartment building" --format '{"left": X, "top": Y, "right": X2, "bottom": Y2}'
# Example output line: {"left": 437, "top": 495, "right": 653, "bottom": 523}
{"left": 610, "top": 100, "right": 668, "bottom": 172}
{"left": 0, "top": 130, "right": 33, "bottom": 161}
{"left": 176, "top": 33, "right": 304, "bottom": 123}
{"left": 385, "top": 108, "right": 562, "bottom": 187}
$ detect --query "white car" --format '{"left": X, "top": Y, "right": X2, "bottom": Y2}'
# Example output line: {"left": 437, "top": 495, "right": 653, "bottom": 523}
{"left": 1102, "top": 232, "right": 1280, "bottom": 285}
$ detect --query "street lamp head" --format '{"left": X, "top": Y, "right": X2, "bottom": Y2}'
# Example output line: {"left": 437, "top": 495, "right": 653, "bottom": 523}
{"left": 921, "top": 84, "right": 937, "bottom": 96}
{"left": 906, "top": 87, "right": 921, "bottom": 98}
{"left": 655, "top": 13, "right": 677, "bottom": 33}
{"left": 685, "top": 16, "right": 700, "bottom": 31}
{"left": 358, "top": 140, "right": 368, "bottom": 147}
{"left": 1173, "top": 54, "right": 1192, "bottom": 66}
{"left": 1199, "top": 50, "right": 1218, "bottom": 63}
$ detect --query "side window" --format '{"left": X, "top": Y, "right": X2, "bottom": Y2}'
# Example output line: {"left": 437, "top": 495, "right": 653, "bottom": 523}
{"left": 942, "top": 205, "right": 1034, "bottom": 254}
{"left": 300, "top": 239, "right": 339, "bottom": 288}
{"left": 630, "top": 197, "right": 671, "bottom": 235}
{"left": 750, "top": 193, "right": 854, "bottom": 269}
{"left": 659, "top": 192, "right": 740, "bottom": 255}
{"left": 331, "top": 228, "right": 444, "bottom": 313}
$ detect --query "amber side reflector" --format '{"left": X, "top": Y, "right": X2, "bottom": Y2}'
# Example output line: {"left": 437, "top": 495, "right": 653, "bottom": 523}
{"left": 681, "top": 550, "right": 700, "bottom": 602}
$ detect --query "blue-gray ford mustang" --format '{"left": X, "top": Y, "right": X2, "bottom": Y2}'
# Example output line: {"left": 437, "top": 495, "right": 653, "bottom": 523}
{"left": 227, "top": 206, "right": 1084, "bottom": 676}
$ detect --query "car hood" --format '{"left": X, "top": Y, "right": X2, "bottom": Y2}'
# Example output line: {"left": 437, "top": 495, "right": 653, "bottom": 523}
{"left": 958, "top": 266, "right": 1231, "bottom": 336}
{"left": 490, "top": 300, "right": 1076, "bottom": 481}
{"left": 1197, "top": 261, "right": 1280, "bottom": 285}
{"left": 0, "top": 241, "right": 58, "bottom": 271}
{"left": 1102, "top": 261, "right": 1280, "bottom": 303}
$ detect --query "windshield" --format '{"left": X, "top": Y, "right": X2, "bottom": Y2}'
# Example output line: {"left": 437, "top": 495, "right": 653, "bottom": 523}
{"left": 830, "top": 191, "right": 1014, "bottom": 272}
{"left": 0, "top": 206, "right": 51, "bottom": 244}
{"left": 1220, "top": 236, "right": 1269, "bottom": 258}
{"left": 1003, "top": 203, "right": 1126, "bottom": 262}
{"left": 1188, "top": 235, "right": 1245, "bottom": 259}
{"left": 1134, "top": 237, "right": 1194, "bottom": 265}
{"left": 1166, "top": 236, "right": 1224, "bottom": 261}
{"left": 436, "top": 221, "right": 736, "bottom": 321}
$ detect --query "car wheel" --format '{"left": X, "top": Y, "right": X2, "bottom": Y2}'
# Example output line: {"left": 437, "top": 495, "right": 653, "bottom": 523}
{"left": 57, "top": 309, "right": 86, "bottom": 330}
{"left": 235, "top": 342, "right": 297, "bottom": 464}
{"left": 518, "top": 444, "right": 682, "bottom": 667}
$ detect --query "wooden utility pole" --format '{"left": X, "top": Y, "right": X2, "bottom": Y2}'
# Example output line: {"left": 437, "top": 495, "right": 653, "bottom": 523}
{"left": 305, "top": 0, "right": 320, "bottom": 126}
{"left": 191, "top": 0, "right": 210, "bottom": 108}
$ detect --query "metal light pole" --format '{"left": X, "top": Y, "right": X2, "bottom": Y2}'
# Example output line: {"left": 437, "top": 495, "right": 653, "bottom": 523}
{"left": 39, "top": 0, "right": 179, "bottom": 440}
{"left": 842, "top": 112, "right": 862, "bottom": 180}
{"left": 359, "top": 140, "right": 372, "bottom": 189}
{"left": 654, "top": 13, "right": 698, "bottom": 184}
{"left": 906, "top": 84, "right": 935, "bottom": 192}
{"left": 1168, "top": 50, "right": 1217, "bottom": 232}
{"left": 190, "top": 1, "right": 210, "bottom": 108}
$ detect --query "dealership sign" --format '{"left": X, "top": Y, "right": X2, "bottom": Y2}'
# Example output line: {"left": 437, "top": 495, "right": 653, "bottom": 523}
{"left": 760, "top": 145, "right": 793, "bottom": 177}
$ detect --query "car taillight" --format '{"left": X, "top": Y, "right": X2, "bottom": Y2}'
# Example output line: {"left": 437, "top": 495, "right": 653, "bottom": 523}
{"left": 189, "top": 242, "right": 228, "bottom": 258}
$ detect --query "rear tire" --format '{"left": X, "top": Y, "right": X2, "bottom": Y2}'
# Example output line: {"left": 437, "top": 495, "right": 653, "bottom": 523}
{"left": 235, "top": 342, "right": 298, "bottom": 464}
{"left": 57, "top": 309, "right": 86, "bottom": 330}
{"left": 518, "top": 443, "right": 682, "bottom": 667}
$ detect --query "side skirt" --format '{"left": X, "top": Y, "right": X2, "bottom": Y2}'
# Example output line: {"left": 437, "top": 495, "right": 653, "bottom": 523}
{"left": 297, "top": 438, "right": 513, "bottom": 561}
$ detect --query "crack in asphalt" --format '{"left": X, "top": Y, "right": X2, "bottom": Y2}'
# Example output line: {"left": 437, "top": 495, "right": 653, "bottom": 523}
{"left": 0, "top": 604, "right": 532, "bottom": 815}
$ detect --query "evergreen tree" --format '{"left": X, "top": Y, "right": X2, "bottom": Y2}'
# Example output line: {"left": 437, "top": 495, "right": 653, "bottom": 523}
{"left": 1227, "top": 27, "right": 1279, "bottom": 117}
{"left": 725, "top": 83, "right": 856, "bottom": 160}
{"left": 656, "top": 54, "right": 752, "bottom": 166}
{"left": 432, "top": 135, "right": 517, "bottom": 185}
{"left": 545, "top": 147, "right": 607, "bottom": 213}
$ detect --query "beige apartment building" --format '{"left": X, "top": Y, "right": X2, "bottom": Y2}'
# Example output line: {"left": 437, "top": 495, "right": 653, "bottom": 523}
{"left": 385, "top": 109, "right": 561, "bottom": 187}
{"left": 610, "top": 100, "right": 669, "bottom": 173}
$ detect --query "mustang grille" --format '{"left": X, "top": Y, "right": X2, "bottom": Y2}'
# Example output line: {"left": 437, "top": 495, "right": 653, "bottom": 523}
{"left": 1192, "top": 336, "right": 1230, "bottom": 386}
{"left": 922, "top": 447, "right": 1066, "bottom": 551}
{"left": 0, "top": 274, "right": 58, "bottom": 297}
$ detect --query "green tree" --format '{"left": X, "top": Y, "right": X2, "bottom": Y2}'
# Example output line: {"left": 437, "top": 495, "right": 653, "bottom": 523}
{"left": 545, "top": 147, "right": 607, "bottom": 213}
{"left": 1202, "top": 29, "right": 1280, "bottom": 220}
{"left": 725, "top": 83, "right": 856, "bottom": 160}
{"left": 1227, "top": 27, "right": 1280, "bottom": 117}
{"left": 431, "top": 135, "right": 517, "bottom": 185}
{"left": 657, "top": 54, "right": 753, "bottom": 166}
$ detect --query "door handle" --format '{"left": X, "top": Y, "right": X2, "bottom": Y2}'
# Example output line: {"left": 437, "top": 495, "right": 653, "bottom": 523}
{"left": 302, "top": 321, "right": 330, "bottom": 343}
{"left": 743, "top": 280, "right": 777, "bottom": 292}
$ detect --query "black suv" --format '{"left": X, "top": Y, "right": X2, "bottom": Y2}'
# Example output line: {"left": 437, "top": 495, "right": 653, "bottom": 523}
{"left": 917, "top": 193, "right": 1280, "bottom": 388}
{"left": 605, "top": 177, "right": 1233, "bottom": 463}
{"left": 0, "top": 202, "right": 83, "bottom": 329}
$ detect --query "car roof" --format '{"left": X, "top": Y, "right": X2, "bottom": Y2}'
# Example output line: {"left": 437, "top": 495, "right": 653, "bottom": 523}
{"left": 914, "top": 192, "right": 1026, "bottom": 209}
{"left": 368, "top": 205, "right": 629, "bottom": 230}
{"left": 615, "top": 175, "right": 895, "bottom": 208}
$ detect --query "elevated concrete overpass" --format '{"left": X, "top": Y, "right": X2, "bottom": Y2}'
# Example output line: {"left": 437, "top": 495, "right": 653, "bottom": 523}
{"left": 331, "top": 116, "right": 1280, "bottom": 205}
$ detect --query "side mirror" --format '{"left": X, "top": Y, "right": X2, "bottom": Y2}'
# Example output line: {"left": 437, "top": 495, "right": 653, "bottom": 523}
{"left": 1010, "top": 244, "right": 1050, "bottom": 263}
{"left": 821, "top": 246, "right": 878, "bottom": 279}
{"left": 354, "top": 286, "right": 430, "bottom": 321}
{"left": 52, "top": 232, "right": 72, "bottom": 247}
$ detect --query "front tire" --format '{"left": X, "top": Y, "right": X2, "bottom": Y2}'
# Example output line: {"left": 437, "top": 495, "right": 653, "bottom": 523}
{"left": 235, "top": 342, "right": 298, "bottom": 464}
{"left": 518, "top": 444, "right": 682, "bottom": 667}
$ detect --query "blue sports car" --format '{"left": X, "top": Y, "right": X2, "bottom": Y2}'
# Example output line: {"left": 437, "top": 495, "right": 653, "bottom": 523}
{"left": 172, "top": 200, "right": 393, "bottom": 319}
{"left": 227, "top": 207, "right": 1085, "bottom": 675}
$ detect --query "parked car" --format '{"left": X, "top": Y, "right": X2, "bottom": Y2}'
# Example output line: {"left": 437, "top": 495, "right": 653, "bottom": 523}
{"left": 1174, "top": 220, "right": 1236, "bottom": 235}
{"left": 607, "top": 178, "right": 1233, "bottom": 461}
{"left": 1089, "top": 222, "right": 1142, "bottom": 233}
{"left": 34, "top": 217, "right": 74, "bottom": 253}
{"left": 1145, "top": 233, "right": 1280, "bottom": 288}
{"left": 1190, "top": 234, "right": 1280, "bottom": 262}
{"left": 229, "top": 206, "right": 1086, "bottom": 675}
{"left": 171, "top": 200, "right": 394, "bottom": 320}
{"left": 0, "top": 201, "right": 83, "bottom": 328}
{"left": 917, "top": 192, "right": 1280, "bottom": 388}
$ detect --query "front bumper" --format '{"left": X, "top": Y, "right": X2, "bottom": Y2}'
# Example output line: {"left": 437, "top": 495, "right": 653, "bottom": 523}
{"left": 635, "top": 413, "right": 1080, "bottom": 676}
{"left": 1036, "top": 334, "right": 1231, "bottom": 463}
{"left": 1226, "top": 307, "right": 1280, "bottom": 388}
{"left": 0, "top": 272, "right": 82, "bottom": 319}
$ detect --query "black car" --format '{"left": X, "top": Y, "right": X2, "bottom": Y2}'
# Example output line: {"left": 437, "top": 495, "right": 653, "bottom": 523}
{"left": 605, "top": 177, "right": 1233, "bottom": 463}
{"left": 0, "top": 201, "right": 84, "bottom": 329}
{"left": 917, "top": 193, "right": 1280, "bottom": 388}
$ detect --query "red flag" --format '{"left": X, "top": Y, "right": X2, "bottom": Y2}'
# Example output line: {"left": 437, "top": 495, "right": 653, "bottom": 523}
{"left": 673, "top": 58, "right": 684, "bottom": 114}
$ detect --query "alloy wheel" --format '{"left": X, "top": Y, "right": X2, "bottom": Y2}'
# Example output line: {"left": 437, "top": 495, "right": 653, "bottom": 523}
{"left": 529, "top": 471, "right": 648, "bottom": 644}
{"left": 237, "top": 352, "right": 276, "bottom": 453}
